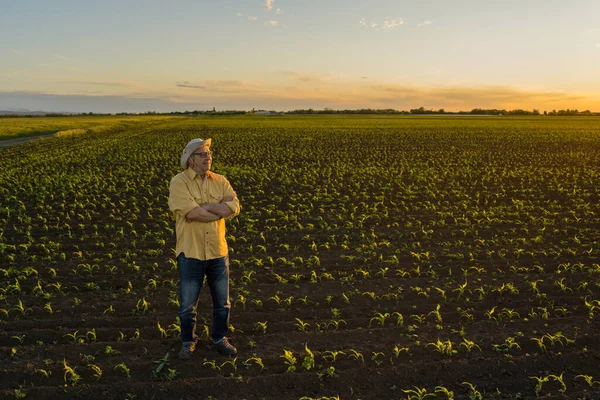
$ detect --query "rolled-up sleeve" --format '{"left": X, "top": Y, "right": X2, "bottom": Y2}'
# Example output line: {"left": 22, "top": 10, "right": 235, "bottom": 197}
{"left": 222, "top": 178, "right": 240, "bottom": 219}
{"left": 168, "top": 176, "right": 199, "bottom": 217}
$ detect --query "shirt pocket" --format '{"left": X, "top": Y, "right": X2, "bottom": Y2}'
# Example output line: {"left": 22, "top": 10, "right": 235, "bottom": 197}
{"left": 209, "top": 192, "right": 223, "bottom": 204}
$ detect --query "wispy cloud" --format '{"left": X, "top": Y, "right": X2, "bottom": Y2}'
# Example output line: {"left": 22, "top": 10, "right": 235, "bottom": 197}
{"left": 175, "top": 80, "right": 264, "bottom": 94}
{"left": 4, "top": 75, "right": 598, "bottom": 113}
{"left": 265, "top": 20, "right": 278, "bottom": 27}
{"left": 417, "top": 20, "right": 432, "bottom": 27}
{"left": 237, "top": 12, "right": 258, "bottom": 21}
{"left": 176, "top": 81, "right": 205, "bottom": 89}
{"left": 282, "top": 71, "right": 334, "bottom": 83}
{"left": 369, "top": 83, "right": 585, "bottom": 108}
{"left": 203, "top": 80, "right": 265, "bottom": 93}
{"left": 74, "top": 80, "right": 143, "bottom": 88}
{"left": 359, "top": 17, "right": 404, "bottom": 30}
{"left": 54, "top": 54, "right": 71, "bottom": 61}
{"left": 383, "top": 18, "right": 403, "bottom": 29}
{"left": 2, "top": 82, "right": 596, "bottom": 113}
{"left": 265, "top": 0, "right": 275, "bottom": 11}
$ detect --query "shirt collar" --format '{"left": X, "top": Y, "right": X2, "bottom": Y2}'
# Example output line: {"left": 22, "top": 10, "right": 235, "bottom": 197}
{"left": 185, "top": 167, "right": 213, "bottom": 180}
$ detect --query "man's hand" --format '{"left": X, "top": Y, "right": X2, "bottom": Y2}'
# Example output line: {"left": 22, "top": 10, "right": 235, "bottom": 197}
{"left": 184, "top": 206, "right": 220, "bottom": 223}
{"left": 200, "top": 194, "right": 236, "bottom": 218}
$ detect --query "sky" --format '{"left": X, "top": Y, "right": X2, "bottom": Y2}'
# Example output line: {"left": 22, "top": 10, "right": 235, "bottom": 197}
{"left": 1, "top": 0, "right": 600, "bottom": 113}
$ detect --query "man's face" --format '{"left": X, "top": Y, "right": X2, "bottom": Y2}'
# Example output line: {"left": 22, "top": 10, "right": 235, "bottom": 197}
{"left": 189, "top": 145, "right": 212, "bottom": 173}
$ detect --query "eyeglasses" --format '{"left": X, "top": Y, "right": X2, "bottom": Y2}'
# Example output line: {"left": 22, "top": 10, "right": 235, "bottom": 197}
{"left": 192, "top": 151, "right": 213, "bottom": 158}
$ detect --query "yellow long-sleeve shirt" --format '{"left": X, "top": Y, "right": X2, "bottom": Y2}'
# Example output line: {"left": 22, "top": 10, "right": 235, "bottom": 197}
{"left": 168, "top": 168, "right": 240, "bottom": 260}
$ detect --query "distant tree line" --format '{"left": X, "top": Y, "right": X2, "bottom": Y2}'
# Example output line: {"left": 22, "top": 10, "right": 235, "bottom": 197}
{"left": 2, "top": 108, "right": 600, "bottom": 118}
{"left": 284, "top": 107, "right": 600, "bottom": 116}
{"left": 287, "top": 108, "right": 408, "bottom": 115}
{"left": 124, "top": 109, "right": 248, "bottom": 116}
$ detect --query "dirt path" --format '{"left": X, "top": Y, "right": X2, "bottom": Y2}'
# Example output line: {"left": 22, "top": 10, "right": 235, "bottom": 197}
{"left": 0, "top": 133, "right": 57, "bottom": 148}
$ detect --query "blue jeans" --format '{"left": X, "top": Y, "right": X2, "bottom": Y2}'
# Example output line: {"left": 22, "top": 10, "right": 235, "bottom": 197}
{"left": 177, "top": 253, "right": 230, "bottom": 343}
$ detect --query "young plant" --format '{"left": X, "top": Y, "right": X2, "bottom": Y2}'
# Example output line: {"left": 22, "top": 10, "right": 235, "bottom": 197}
{"left": 86, "top": 329, "right": 97, "bottom": 343}
{"left": 327, "top": 319, "right": 347, "bottom": 330}
{"left": 243, "top": 356, "right": 265, "bottom": 371}
{"left": 402, "top": 386, "right": 436, "bottom": 400}
{"left": 459, "top": 338, "right": 482, "bottom": 353}
{"left": 434, "top": 386, "right": 455, "bottom": 399}
{"left": 492, "top": 337, "right": 521, "bottom": 353}
{"left": 530, "top": 336, "right": 547, "bottom": 353}
{"left": 44, "top": 302, "right": 54, "bottom": 315}
{"left": 114, "top": 363, "right": 131, "bottom": 379}
{"left": 575, "top": 374, "right": 600, "bottom": 388}
{"left": 203, "top": 360, "right": 221, "bottom": 371}
{"left": 295, "top": 318, "right": 310, "bottom": 332}
{"left": 64, "top": 330, "right": 84, "bottom": 344}
{"left": 11, "top": 299, "right": 32, "bottom": 317}
{"left": 157, "top": 321, "right": 168, "bottom": 339}
{"left": 152, "top": 353, "right": 171, "bottom": 379}
{"left": 11, "top": 335, "right": 25, "bottom": 344}
{"left": 323, "top": 350, "right": 345, "bottom": 362}
{"left": 530, "top": 375, "right": 550, "bottom": 397}
{"left": 369, "top": 312, "right": 390, "bottom": 327}
{"left": 63, "top": 359, "right": 81, "bottom": 386}
{"left": 428, "top": 304, "right": 443, "bottom": 323}
{"left": 371, "top": 351, "right": 385, "bottom": 366}
{"left": 317, "top": 366, "right": 336, "bottom": 379}
{"left": 133, "top": 297, "right": 150, "bottom": 314}
{"left": 549, "top": 372, "right": 567, "bottom": 393}
{"left": 453, "top": 280, "right": 470, "bottom": 298}
{"left": 234, "top": 294, "right": 247, "bottom": 310}
{"left": 427, "top": 339, "right": 457, "bottom": 356}
{"left": 88, "top": 364, "right": 103, "bottom": 380}
{"left": 302, "top": 343, "right": 315, "bottom": 371}
{"left": 163, "top": 368, "right": 178, "bottom": 380}
{"left": 103, "top": 305, "right": 115, "bottom": 315}
{"left": 392, "top": 345, "right": 410, "bottom": 358}
{"left": 461, "top": 382, "right": 482, "bottom": 400}
{"left": 36, "top": 368, "right": 51, "bottom": 379}
{"left": 104, "top": 345, "right": 121, "bottom": 356}
{"left": 347, "top": 349, "right": 365, "bottom": 364}
{"left": 281, "top": 349, "right": 297, "bottom": 373}
{"left": 392, "top": 312, "right": 404, "bottom": 326}
{"left": 255, "top": 321, "right": 268, "bottom": 334}
{"left": 220, "top": 357, "right": 238, "bottom": 374}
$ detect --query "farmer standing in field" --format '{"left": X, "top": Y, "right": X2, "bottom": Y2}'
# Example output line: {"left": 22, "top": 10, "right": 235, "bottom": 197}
{"left": 168, "top": 138, "right": 240, "bottom": 360}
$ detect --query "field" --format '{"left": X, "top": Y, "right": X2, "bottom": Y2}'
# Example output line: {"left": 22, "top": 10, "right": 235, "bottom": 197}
{"left": 0, "top": 115, "right": 180, "bottom": 140}
{"left": 1, "top": 115, "right": 600, "bottom": 400}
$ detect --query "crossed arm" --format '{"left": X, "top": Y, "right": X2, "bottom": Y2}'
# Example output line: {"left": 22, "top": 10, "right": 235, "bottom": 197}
{"left": 169, "top": 175, "right": 239, "bottom": 223}
{"left": 184, "top": 195, "right": 235, "bottom": 223}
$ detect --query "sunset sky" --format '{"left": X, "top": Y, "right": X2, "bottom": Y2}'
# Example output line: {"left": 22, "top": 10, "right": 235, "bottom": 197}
{"left": 2, "top": 0, "right": 599, "bottom": 113}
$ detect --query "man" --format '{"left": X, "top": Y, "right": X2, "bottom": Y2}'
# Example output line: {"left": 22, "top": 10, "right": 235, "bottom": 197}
{"left": 168, "top": 138, "right": 240, "bottom": 360}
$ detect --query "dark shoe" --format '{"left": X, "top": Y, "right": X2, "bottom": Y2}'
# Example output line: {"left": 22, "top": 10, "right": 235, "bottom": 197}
{"left": 178, "top": 341, "right": 196, "bottom": 360}
{"left": 213, "top": 337, "right": 237, "bottom": 356}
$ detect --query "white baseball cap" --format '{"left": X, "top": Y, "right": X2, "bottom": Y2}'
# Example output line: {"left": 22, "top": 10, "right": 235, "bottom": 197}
{"left": 180, "top": 138, "right": 212, "bottom": 168}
